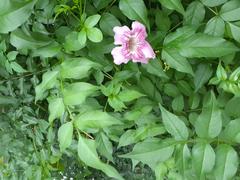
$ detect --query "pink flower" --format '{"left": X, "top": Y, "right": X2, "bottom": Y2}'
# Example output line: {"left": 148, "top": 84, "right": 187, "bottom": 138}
{"left": 111, "top": 21, "right": 155, "bottom": 65}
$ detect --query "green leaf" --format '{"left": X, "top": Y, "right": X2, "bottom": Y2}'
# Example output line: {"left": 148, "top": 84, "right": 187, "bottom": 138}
{"left": 0, "top": 0, "right": 37, "bottom": 33}
{"left": 0, "top": 96, "right": 17, "bottom": 105}
{"left": 162, "top": 48, "right": 194, "bottom": 75}
{"left": 226, "top": 22, "right": 240, "bottom": 42}
{"left": 142, "top": 59, "right": 169, "bottom": 79}
{"left": 87, "top": 28, "right": 103, "bottom": 43}
{"left": 195, "top": 92, "right": 222, "bottom": 138}
{"left": 60, "top": 58, "right": 100, "bottom": 80}
{"left": 213, "top": 144, "right": 238, "bottom": 180}
{"left": 158, "top": 0, "right": 185, "bottom": 15}
{"left": 58, "top": 122, "right": 73, "bottom": 152}
{"left": 10, "top": 29, "right": 52, "bottom": 50}
{"left": 48, "top": 97, "right": 65, "bottom": 123}
{"left": 179, "top": 34, "right": 239, "bottom": 58}
{"left": 119, "top": 138, "right": 175, "bottom": 168}
{"left": 155, "top": 10, "right": 171, "bottom": 32}
{"left": 32, "top": 42, "right": 61, "bottom": 58}
{"left": 118, "top": 89, "right": 145, "bottom": 102}
{"left": 77, "top": 29, "right": 87, "bottom": 46}
{"left": 64, "top": 31, "right": 85, "bottom": 51}
{"left": 7, "top": 51, "right": 18, "bottom": 61}
{"left": 96, "top": 132, "right": 114, "bottom": 162}
{"left": 225, "top": 97, "right": 240, "bottom": 118}
{"left": 84, "top": 14, "right": 101, "bottom": 28}
{"left": 200, "top": 0, "right": 227, "bottom": 7}
{"left": 35, "top": 70, "right": 59, "bottom": 101}
{"left": 216, "top": 63, "right": 227, "bottom": 80}
{"left": 220, "top": 0, "right": 240, "bottom": 22}
{"left": 204, "top": 16, "right": 225, "bottom": 37}
{"left": 220, "top": 118, "right": 240, "bottom": 143}
{"left": 118, "top": 124, "right": 166, "bottom": 148}
{"left": 175, "top": 144, "right": 191, "bottom": 178}
{"left": 63, "top": 82, "right": 98, "bottom": 106}
{"left": 194, "top": 63, "right": 213, "bottom": 92}
{"left": 119, "top": 0, "right": 149, "bottom": 30}
{"left": 159, "top": 104, "right": 189, "bottom": 140}
{"left": 172, "top": 95, "right": 184, "bottom": 112}
{"left": 74, "top": 110, "right": 122, "bottom": 131}
{"left": 184, "top": 1, "right": 205, "bottom": 27}
{"left": 100, "top": 13, "right": 121, "bottom": 36}
{"left": 192, "top": 143, "right": 216, "bottom": 178}
{"left": 78, "top": 135, "right": 123, "bottom": 180}
{"left": 10, "top": 62, "right": 27, "bottom": 73}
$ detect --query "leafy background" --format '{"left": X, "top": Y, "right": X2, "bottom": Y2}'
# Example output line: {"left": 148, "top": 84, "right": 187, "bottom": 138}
{"left": 1, "top": 0, "right": 240, "bottom": 179}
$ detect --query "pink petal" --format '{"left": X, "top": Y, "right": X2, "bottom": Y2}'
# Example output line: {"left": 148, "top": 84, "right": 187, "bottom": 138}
{"left": 141, "top": 41, "right": 156, "bottom": 59}
{"left": 113, "top": 26, "right": 130, "bottom": 45}
{"left": 131, "top": 21, "right": 147, "bottom": 40}
{"left": 111, "top": 47, "right": 130, "bottom": 65}
{"left": 132, "top": 58, "right": 149, "bottom": 64}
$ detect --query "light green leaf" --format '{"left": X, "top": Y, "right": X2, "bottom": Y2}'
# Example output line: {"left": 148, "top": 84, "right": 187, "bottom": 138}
{"left": 64, "top": 31, "right": 85, "bottom": 51}
{"left": 32, "top": 42, "right": 61, "bottom": 58}
{"left": 58, "top": 122, "right": 73, "bottom": 152}
{"left": 175, "top": 144, "right": 191, "bottom": 178}
{"left": 63, "top": 82, "right": 98, "bottom": 106}
{"left": 119, "top": 0, "right": 149, "bottom": 30}
{"left": 48, "top": 97, "right": 65, "bottom": 123}
{"left": 118, "top": 124, "right": 166, "bottom": 148}
{"left": 60, "top": 58, "right": 100, "bottom": 80}
{"left": 192, "top": 143, "right": 216, "bottom": 178}
{"left": 10, "top": 62, "right": 27, "bottom": 73}
{"left": 78, "top": 29, "right": 87, "bottom": 46}
{"left": 195, "top": 92, "right": 222, "bottom": 138}
{"left": 7, "top": 51, "right": 18, "bottom": 61}
{"left": 220, "top": 0, "right": 240, "bottom": 22}
{"left": 78, "top": 135, "right": 123, "bottom": 180}
{"left": 194, "top": 63, "right": 213, "bottom": 92}
{"left": 84, "top": 14, "right": 101, "bottom": 28}
{"left": 220, "top": 118, "right": 240, "bottom": 143}
{"left": 159, "top": 104, "right": 189, "bottom": 141}
{"left": 87, "top": 28, "right": 103, "bottom": 43}
{"left": 162, "top": 48, "right": 194, "bottom": 75}
{"left": 119, "top": 138, "right": 175, "bottom": 168}
{"left": 204, "top": 16, "right": 225, "bottom": 37}
{"left": 74, "top": 110, "right": 122, "bottom": 131}
{"left": 201, "top": 0, "right": 227, "bottom": 7}
{"left": 213, "top": 144, "right": 238, "bottom": 180}
{"left": 118, "top": 89, "right": 145, "bottom": 102}
{"left": 158, "top": 0, "right": 185, "bottom": 14}
{"left": 100, "top": 13, "right": 121, "bottom": 36}
{"left": 184, "top": 1, "right": 205, "bottom": 27}
{"left": 0, "top": 0, "right": 37, "bottom": 33}
{"left": 226, "top": 22, "right": 240, "bottom": 42}
{"left": 35, "top": 70, "right": 59, "bottom": 101}
{"left": 179, "top": 34, "right": 239, "bottom": 58}
{"left": 96, "top": 132, "right": 114, "bottom": 162}
{"left": 172, "top": 95, "right": 184, "bottom": 112}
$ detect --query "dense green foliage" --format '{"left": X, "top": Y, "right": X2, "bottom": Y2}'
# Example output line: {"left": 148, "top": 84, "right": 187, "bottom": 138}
{"left": 1, "top": 0, "right": 240, "bottom": 179}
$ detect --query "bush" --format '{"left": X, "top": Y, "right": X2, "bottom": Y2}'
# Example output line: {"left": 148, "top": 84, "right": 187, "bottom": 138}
{"left": 1, "top": 0, "right": 240, "bottom": 179}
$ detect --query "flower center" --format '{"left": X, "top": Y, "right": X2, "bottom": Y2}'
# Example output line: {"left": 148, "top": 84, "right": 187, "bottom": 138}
{"left": 128, "top": 37, "right": 137, "bottom": 53}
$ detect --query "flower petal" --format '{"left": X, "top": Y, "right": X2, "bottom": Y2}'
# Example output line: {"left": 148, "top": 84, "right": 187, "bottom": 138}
{"left": 132, "top": 58, "right": 148, "bottom": 64}
{"left": 141, "top": 41, "right": 156, "bottom": 59}
{"left": 131, "top": 21, "right": 147, "bottom": 40}
{"left": 113, "top": 26, "right": 130, "bottom": 45}
{"left": 111, "top": 47, "right": 130, "bottom": 65}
